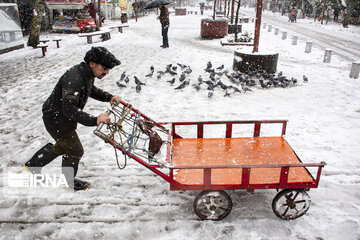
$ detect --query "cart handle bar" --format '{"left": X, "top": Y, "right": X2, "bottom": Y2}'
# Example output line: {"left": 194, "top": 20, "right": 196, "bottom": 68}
{"left": 94, "top": 100, "right": 167, "bottom": 136}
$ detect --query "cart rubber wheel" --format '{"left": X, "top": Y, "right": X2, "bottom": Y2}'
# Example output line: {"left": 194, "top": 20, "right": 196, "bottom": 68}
{"left": 272, "top": 189, "right": 311, "bottom": 220}
{"left": 194, "top": 190, "right": 232, "bottom": 221}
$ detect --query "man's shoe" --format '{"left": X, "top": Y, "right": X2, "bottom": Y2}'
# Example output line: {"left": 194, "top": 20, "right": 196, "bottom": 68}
{"left": 160, "top": 45, "right": 164, "bottom": 47}
{"left": 73, "top": 178, "right": 91, "bottom": 191}
{"left": 161, "top": 45, "right": 169, "bottom": 48}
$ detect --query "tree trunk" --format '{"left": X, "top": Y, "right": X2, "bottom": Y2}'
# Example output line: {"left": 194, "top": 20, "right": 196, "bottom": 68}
{"left": 234, "top": 0, "right": 241, "bottom": 41}
{"left": 346, "top": 0, "right": 354, "bottom": 17}
{"left": 27, "top": 0, "right": 45, "bottom": 48}
{"left": 213, "top": 0, "right": 217, "bottom": 20}
{"left": 301, "top": 0, "right": 305, "bottom": 18}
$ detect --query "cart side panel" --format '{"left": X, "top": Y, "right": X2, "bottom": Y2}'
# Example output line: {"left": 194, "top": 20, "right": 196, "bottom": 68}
{"left": 171, "top": 120, "right": 288, "bottom": 139}
{"left": 172, "top": 137, "right": 315, "bottom": 186}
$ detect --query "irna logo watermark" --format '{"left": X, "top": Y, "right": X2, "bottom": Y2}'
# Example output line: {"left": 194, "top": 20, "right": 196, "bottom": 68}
{"left": 8, "top": 173, "right": 69, "bottom": 188}
{"left": 3, "top": 167, "right": 74, "bottom": 198}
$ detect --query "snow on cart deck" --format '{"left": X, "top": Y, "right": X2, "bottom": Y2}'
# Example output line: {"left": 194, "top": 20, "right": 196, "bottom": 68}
{"left": 171, "top": 136, "right": 315, "bottom": 186}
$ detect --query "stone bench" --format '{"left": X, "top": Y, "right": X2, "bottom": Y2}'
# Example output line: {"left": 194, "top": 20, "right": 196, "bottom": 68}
{"left": 53, "top": 38, "right": 62, "bottom": 48}
{"left": 78, "top": 29, "right": 111, "bottom": 44}
{"left": 39, "top": 39, "right": 50, "bottom": 44}
{"left": 108, "top": 24, "right": 129, "bottom": 33}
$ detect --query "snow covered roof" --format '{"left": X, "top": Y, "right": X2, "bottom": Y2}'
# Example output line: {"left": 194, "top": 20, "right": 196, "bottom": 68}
{"left": 0, "top": 5, "right": 21, "bottom": 32}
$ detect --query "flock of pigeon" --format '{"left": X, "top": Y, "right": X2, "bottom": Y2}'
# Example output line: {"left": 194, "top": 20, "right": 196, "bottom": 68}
{"left": 116, "top": 61, "right": 308, "bottom": 98}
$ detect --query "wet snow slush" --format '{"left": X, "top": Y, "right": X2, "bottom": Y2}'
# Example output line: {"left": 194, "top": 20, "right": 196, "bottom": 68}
{"left": 0, "top": 7, "right": 360, "bottom": 240}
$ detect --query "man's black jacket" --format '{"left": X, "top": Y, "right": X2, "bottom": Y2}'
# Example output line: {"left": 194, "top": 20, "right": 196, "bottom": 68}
{"left": 42, "top": 62, "right": 113, "bottom": 134}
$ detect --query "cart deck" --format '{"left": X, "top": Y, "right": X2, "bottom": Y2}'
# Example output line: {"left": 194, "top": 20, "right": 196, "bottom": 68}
{"left": 172, "top": 136, "right": 314, "bottom": 186}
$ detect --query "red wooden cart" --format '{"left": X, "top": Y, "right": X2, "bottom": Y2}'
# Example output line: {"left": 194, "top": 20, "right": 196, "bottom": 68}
{"left": 94, "top": 101, "right": 326, "bottom": 220}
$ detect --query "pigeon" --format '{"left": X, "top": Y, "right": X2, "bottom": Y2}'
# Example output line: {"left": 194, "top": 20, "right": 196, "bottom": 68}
{"left": 207, "top": 83, "right": 216, "bottom": 91}
{"left": 266, "top": 80, "right": 273, "bottom": 88}
{"left": 248, "top": 80, "right": 257, "bottom": 87}
{"left": 177, "top": 63, "right": 187, "bottom": 69}
{"left": 303, "top": 75, "right": 308, "bottom": 82}
{"left": 259, "top": 79, "right": 268, "bottom": 89}
{"left": 291, "top": 77, "right": 298, "bottom": 84}
{"left": 247, "top": 70, "right": 256, "bottom": 76}
{"left": 124, "top": 76, "right": 130, "bottom": 83}
{"left": 172, "top": 66, "right": 178, "bottom": 71}
{"left": 145, "top": 71, "right": 154, "bottom": 77}
{"left": 157, "top": 71, "right": 165, "bottom": 76}
{"left": 216, "top": 64, "right": 224, "bottom": 70}
{"left": 272, "top": 80, "right": 280, "bottom": 87}
{"left": 166, "top": 68, "right": 177, "bottom": 75}
{"left": 192, "top": 83, "right": 201, "bottom": 91}
{"left": 208, "top": 90, "right": 214, "bottom": 98}
{"left": 278, "top": 71, "right": 283, "bottom": 77}
{"left": 261, "top": 70, "right": 271, "bottom": 79}
{"left": 224, "top": 88, "right": 233, "bottom": 97}
{"left": 167, "top": 78, "right": 175, "bottom": 84}
{"left": 204, "top": 80, "right": 215, "bottom": 89}
{"left": 280, "top": 82, "right": 288, "bottom": 88}
{"left": 134, "top": 76, "right": 145, "bottom": 85}
{"left": 233, "top": 86, "right": 242, "bottom": 93}
{"left": 184, "top": 66, "right": 192, "bottom": 74}
{"left": 116, "top": 82, "right": 126, "bottom": 88}
{"left": 204, "top": 67, "right": 215, "bottom": 73}
{"left": 238, "top": 74, "right": 246, "bottom": 82}
{"left": 225, "top": 73, "right": 235, "bottom": 82}
{"left": 157, "top": 73, "right": 162, "bottom": 80}
{"left": 120, "top": 71, "right": 126, "bottom": 81}
{"left": 206, "top": 61, "right": 212, "bottom": 70}
{"left": 179, "top": 72, "right": 186, "bottom": 82}
{"left": 150, "top": 65, "right": 154, "bottom": 72}
{"left": 227, "top": 74, "right": 240, "bottom": 85}
{"left": 136, "top": 84, "right": 141, "bottom": 92}
{"left": 166, "top": 64, "right": 172, "bottom": 71}
{"left": 174, "top": 79, "right": 190, "bottom": 90}
{"left": 241, "top": 84, "right": 252, "bottom": 92}
{"left": 198, "top": 75, "right": 203, "bottom": 84}
{"left": 215, "top": 71, "right": 223, "bottom": 77}
{"left": 209, "top": 72, "right": 216, "bottom": 82}
{"left": 217, "top": 80, "right": 228, "bottom": 90}
{"left": 165, "top": 64, "right": 177, "bottom": 75}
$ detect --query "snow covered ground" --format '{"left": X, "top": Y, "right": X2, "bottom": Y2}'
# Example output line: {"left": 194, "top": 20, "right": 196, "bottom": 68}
{"left": 0, "top": 7, "right": 360, "bottom": 240}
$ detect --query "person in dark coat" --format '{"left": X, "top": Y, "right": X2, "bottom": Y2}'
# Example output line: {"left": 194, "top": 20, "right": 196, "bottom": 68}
{"left": 158, "top": 4, "right": 169, "bottom": 48}
{"left": 333, "top": 7, "right": 340, "bottom": 22}
{"left": 24, "top": 47, "right": 122, "bottom": 191}
{"left": 200, "top": 3, "right": 205, "bottom": 15}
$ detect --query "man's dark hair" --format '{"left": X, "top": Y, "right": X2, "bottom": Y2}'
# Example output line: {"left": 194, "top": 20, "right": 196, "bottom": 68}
{"left": 84, "top": 47, "right": 121, "bottom": 69}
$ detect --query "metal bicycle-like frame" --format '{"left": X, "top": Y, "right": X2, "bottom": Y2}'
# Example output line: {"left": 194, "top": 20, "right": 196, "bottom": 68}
{"left": 94, "top": 101, "right": 326, "bottom": 221}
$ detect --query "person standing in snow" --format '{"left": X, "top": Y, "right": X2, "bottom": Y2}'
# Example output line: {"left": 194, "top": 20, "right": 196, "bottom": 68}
{"left": 158, "top": 4, "right": 169, "bottom": 48}
{"left": 24, "top": 47, "right": 122, "bottom": 191}
{"left": 333, "top": 7, "right": 340, "bottom": 22}
{"left": 289, "top": 8, "right": 297, "bottom": 22}
{"left": 200, "top": 3, "right": 205, "bottom": 15}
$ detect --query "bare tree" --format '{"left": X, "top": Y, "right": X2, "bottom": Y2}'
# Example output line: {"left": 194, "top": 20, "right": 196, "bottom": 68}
{"left": 234, "top": 0, "right": 241, "bottom": 41}
{"left": 27, "top": 0, "right": 45, "bottom": 47}
{"left": 213, "top": 0, "right": 217, "bottom": 19}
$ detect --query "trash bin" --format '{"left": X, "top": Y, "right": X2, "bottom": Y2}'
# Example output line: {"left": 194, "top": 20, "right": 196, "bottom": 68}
{"left": 121, "top": 13, "right": 128, "bottom": 23}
